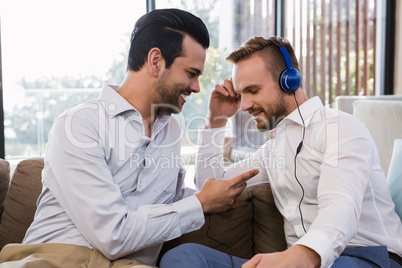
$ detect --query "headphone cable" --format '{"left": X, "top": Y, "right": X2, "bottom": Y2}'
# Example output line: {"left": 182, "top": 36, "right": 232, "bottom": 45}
{"left": 293, "top": 92, "right": 307, "bottom": 233}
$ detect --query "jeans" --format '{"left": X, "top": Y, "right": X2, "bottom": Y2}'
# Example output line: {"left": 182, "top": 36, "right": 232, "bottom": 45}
{"left": 160, "top": 243, "right": 401, "bottom": 268}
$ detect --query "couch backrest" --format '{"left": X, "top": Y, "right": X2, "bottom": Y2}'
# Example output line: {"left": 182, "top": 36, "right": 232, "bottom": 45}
{"left": 0, "top": 158, "right": 44, "bottom": 249}
{"left": 159, "top": 185, "right": 287, "bottom": 263}
{"left": 1, "top": 158, "right": 289, "bottom": 259}
{"left": 0, "top": 159, "right": 11, "bottom": 224}
{"left": 334, "top": 95, "right": 402, "bottom": 115}
{"left": 353, "top": 100, "right": 402, "bottom": 175}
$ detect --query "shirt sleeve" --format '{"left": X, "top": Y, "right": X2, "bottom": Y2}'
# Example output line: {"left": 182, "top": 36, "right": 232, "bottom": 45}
{"left": 173, "top": 166, "right": 198, "bottom": 200}
{"left": 195, "top": 125, "right": 269, "bottom": 190}
{"left": 294, "top": 114, "right": 375, "bottom": 267}
{"left": 43, "top": 112, "right": 204, "bottom": 260}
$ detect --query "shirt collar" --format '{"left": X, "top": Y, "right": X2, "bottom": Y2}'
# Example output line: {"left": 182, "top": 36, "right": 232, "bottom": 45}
{"left": 285, "top": 96, "right": 323, "bottom": 127}
{"left": 98, "top": 84, "right": 171, "bottom": 131}
{"left": 99, "top": 84, "right": 139, "bottom": 118}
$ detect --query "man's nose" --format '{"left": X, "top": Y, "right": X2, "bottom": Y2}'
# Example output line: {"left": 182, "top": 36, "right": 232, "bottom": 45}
{"left": 189, "top": 79, "right": 200, "bottom": 93}
{"left": 241, "top": 96, "right": 253, "bottom": 112}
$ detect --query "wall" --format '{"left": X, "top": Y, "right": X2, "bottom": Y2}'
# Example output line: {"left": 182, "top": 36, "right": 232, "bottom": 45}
{"left": 395, "top": 0, "right": 402, "bottom": 95}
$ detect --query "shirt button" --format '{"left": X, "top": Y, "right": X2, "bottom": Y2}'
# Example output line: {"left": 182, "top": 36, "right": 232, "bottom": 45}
{"left": 191, "top": 223, "right": 196, "bottom": 229}
{"left": 108, "top": 103, "right": 116, "bottom": 112}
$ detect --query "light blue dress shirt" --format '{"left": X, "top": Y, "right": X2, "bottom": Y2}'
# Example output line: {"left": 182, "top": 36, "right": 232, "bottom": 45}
{"left": 23, "top": 84, "right": 204, "bottom": 265}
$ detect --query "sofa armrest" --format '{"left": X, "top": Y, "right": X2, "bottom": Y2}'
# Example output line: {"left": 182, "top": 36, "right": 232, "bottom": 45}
{"left": 0, "top": 159, "right": 11, "bottom": 224}
{"left": 0, "top": 158, "right": 44, "bottom": 250}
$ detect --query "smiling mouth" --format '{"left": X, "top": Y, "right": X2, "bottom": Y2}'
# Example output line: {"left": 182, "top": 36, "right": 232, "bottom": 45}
{"left": 180, "top": 93, "right": 188, "bottom": 103}
{"left": 180, "top": 91, "right": 192, "bottom": 103}
{"left": 251, "top": 111, "right": 263, "bottom": 120}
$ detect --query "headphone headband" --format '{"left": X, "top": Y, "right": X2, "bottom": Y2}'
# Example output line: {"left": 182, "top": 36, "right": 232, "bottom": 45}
{"left": 280, "top": 46, "right": 294, "bottom": 70}
{"left": 278, "top": 46, "right": 302, "bottom": 93}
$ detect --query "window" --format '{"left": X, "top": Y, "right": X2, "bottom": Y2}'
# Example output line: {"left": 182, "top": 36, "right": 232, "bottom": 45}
{"left": 283, "top": 0, "right": 381, "bottom": 105}
{"left": 1, "top": 0, "right": 146, "bottom": 159}
{"left": 155, "top": 0, "right": 277, "bottom": 160}
{"left": 0, "top": 0, "right": 393, "bottom": 163}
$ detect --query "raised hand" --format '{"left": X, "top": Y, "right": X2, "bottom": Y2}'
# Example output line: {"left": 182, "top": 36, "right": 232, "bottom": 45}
{"left": 196, "top": 169, "right": 259, "bottom": 214}
{"left": 207, "top": 78, "right": 241, "bottom": 129}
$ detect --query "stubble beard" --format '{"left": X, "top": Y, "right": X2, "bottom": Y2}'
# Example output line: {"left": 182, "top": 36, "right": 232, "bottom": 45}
{"left": 153, "top": 71, "right": 189, "bottom": 114}
{"left": 254, "top": 96, "right": 288, "bottom": 132}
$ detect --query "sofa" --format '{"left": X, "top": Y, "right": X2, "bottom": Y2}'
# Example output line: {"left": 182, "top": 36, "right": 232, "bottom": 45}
{"left": 334, "top": 95, "right": 402, "bottom": 176}
{"left": 0, "top": 97, "right": 401, "bottom": 266}
{"left": 0, "top": 157, "right": 288, "bottom": 263}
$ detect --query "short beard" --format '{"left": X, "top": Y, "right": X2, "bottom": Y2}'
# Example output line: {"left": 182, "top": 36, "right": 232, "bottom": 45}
{"left": 255, "top": 96, "right": 288, "bottom": 132}
{"left": 154, "top": 84, "right": 182, "bottom": 114}
{"left": 153, "top": 71, "right": 187, "bottom": 114}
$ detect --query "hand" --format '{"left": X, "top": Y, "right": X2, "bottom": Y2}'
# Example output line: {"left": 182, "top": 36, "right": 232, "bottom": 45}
{"left": 242, "top": 245, "right": 321, "bottom": 268}
{"left": 207, "top": 78, "right": 241, "bottom": 128}
{"left": 196, "top": 169, "right": 259, "bottom": 214}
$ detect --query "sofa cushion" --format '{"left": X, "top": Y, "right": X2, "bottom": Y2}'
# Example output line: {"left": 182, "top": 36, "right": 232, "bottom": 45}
{"left": 0, "top": 159, "right": 10, "bottom": 223}
{"left": 387, "top": 139, "right": 402, "bottom": 221}
{"left": 159, "top": 189, "right": 254, "bottom": 261}
{"left": 252, "top": 184, "right": 287, "bottom": 254}
{"left": 353, "top": 100, "right": 402, "bottom": 176}
{"left": 0, "top": 158, "right": 44, "bottom": 249}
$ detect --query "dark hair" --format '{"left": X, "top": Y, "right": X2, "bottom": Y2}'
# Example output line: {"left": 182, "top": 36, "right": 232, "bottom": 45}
{"left": 226, "top": 36, "right": 299, "bottom": 83}
{"left": 128, "top": 9, "right": 210, "bottom": 72}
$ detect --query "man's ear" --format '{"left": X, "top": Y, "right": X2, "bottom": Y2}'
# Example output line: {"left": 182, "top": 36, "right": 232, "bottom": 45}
{"left": 147, "top": 48, "right": 164, "bottom": 77}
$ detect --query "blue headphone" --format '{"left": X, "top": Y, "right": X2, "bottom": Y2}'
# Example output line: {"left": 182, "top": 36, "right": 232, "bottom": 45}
{"left": 279, "top": 46, "right": 302, "bottom": 93}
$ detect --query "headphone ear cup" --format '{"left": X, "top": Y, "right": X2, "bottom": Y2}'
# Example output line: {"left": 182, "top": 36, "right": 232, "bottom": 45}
{"left": 279, "top": 68, "right": 302, "bottom": 93}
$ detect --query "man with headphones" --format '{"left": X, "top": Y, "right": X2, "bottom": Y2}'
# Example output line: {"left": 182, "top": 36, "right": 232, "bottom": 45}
{"left": 160, "top": 36, "right": 402, "bottom": 267}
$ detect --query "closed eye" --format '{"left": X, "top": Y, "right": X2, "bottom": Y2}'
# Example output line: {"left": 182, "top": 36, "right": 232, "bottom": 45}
{"left": 244, "top": 87, "right": 260, "bottom": 95}
{"left": 187, "top": 67, "right": 202, "bottom": 79}
{"left": 187, "top": 71, "right": 197, "bottom": 78}
{"left": 240, "top": 84, "right": 262, "bottom": 95}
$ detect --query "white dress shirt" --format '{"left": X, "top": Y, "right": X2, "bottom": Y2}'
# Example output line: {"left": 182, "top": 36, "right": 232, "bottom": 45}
{"left": 23, "top": 84, "right": 204, "bottom": 265}
{"left": 196, "top": 96, "right": 402, "bottom": 267}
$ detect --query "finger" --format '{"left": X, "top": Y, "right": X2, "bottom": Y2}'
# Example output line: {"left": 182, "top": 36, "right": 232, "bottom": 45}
{"left": 228, "top": 193, "right": 245, "bottom": 210}
{"left": 237, "top": 182, "right": 247, "bottom": 191}
{"left": 213, "top": 84, "right": 230, "bottom": 97}
{"left": 233, "top": 194, "right": 243, "bottom": 203}
{"left": 232, "top": 182, "right": 247, "bottom": 197}
{"left": 230, "top": 202, "right": 239, "bottom": 210}
{"left": 203, "top": 178, "right": 216, "bottom": 186}
{"left": 222, "top": 79, "right": 236, "bottom": 97}
{"left": 229, "top": 169, "right": 259, "bottom": 187}
{"left": 242, "top": 254, "right": 262, "bottom": 268}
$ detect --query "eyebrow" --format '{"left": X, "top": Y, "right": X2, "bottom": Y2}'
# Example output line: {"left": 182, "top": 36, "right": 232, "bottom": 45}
{"left": 190, "top": 67, "right": 202, "bottom": 76}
